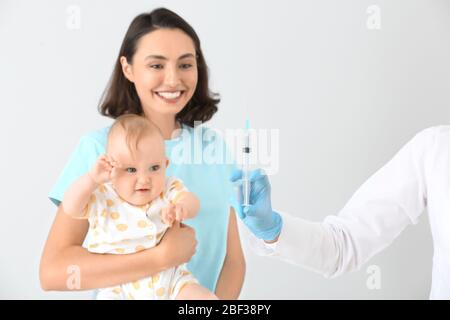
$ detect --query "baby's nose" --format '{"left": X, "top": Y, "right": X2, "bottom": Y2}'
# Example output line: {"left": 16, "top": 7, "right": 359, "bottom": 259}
{"left": 137, "top": 174, "right": 151, "bottom": 184}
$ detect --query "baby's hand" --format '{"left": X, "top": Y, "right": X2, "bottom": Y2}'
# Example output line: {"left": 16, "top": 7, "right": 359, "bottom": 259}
{"left": 88, "top": 154, "right": 120, "bottom": 185}
{"left": 161, "top": 203, "right": 189, "bottom": 227}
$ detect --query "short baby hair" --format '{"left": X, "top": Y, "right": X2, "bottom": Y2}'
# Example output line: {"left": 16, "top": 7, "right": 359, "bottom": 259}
{"left": 107, "top": 114, "right": 163, "bottom": 156}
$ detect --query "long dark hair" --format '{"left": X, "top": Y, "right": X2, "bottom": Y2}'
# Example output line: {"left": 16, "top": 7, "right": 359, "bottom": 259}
{"left": 99, "top": 8, "right": 219, "bottom": 127}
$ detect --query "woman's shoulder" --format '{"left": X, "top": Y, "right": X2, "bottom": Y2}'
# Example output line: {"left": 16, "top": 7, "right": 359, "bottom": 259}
{"left": 79, "top": 125, "right": 111, "bottom": 147}
{"left": 67, "top": 125, "right": 111, "bottom": 161}
{"left": 48, "top": 126, "right": 111, "bottom": 206}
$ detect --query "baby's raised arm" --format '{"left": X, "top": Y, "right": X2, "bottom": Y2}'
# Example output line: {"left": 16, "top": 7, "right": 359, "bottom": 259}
{"left": 62, "top": 154, "right": 116, "bottom": 218}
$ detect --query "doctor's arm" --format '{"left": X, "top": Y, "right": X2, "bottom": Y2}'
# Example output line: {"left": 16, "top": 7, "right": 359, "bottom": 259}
{"left": 232, "top": 128, "right": 436, "bottom": 278}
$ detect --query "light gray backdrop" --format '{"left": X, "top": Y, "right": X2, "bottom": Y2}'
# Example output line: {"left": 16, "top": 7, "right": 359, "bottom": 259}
{"left": 1, "top": 0, "right": 449, "bottom": 299}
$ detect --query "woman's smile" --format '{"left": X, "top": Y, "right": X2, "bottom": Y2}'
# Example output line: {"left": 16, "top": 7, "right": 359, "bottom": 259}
{"left": 153, "top": 90, "right": 186, "bottom": 104}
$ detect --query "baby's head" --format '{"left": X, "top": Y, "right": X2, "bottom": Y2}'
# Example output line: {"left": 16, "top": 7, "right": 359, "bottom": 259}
{"left": 107, "top": 114, "right": 168, "bottom": 206}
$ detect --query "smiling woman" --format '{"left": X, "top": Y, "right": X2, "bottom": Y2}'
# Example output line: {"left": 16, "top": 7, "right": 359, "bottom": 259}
{"left": 120, "top": 29, "right": 198, "bottom": 119}
{"left": 40, "top": 7, "right": 245, "bottom": 300}
{"left": 99, "top": 9, "right": 219, "bottom": 133}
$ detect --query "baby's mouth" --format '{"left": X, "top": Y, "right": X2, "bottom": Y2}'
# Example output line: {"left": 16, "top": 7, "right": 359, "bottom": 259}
{"left": 136, "top": 188, "right": 150, "bottom": 193}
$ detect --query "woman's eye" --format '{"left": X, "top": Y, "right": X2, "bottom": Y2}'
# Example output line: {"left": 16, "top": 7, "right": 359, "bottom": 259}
{"left": 150, "top": 165, "right": 160, "bottom": 171}
{"left": 126, "top": 167, "right": 137, "bottom": 173}
{"left": 180, "top": 63, "right": 192, "bottom": 69}
{"left": 150, "top": 64, "right": 163, "bottom": 70}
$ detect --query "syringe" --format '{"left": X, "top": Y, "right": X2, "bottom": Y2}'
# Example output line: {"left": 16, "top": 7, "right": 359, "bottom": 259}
{"left": 242, "top": 119, "right": 251, "bottom": 208}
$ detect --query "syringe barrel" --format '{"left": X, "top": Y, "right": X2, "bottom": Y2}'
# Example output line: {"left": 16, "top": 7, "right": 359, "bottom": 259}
{"left": 242, "top": 144, "right": 250, "bottom": 207}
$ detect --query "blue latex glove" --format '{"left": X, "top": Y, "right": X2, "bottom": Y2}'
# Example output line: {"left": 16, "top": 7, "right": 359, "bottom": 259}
{"left": 230, "top": 168, "right": 282, "bottom": 241}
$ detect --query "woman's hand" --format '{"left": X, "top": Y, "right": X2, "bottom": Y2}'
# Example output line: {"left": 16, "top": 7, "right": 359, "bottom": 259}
{"left": 157, "top": 221, "right": 197, "bottom": 268}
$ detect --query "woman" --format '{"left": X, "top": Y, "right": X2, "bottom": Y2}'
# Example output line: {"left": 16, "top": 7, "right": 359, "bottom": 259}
{"left": 39, "top": 7, "right": 245, "bottom": 299}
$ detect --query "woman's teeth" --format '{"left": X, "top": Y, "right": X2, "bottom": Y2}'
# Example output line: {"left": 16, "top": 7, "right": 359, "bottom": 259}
{"left": 156, "top": 91, "right": 182, "bottom": 99}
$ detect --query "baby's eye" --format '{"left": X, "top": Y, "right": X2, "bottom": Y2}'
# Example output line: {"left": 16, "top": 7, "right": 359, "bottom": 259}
{"left": 125, "top": 167, "right": 137, "bottom": 173}
{"left": 150, "top": 165, "right": 160, "bottom": 172}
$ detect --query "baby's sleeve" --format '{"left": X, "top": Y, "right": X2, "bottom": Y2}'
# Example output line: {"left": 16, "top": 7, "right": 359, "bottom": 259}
{"left": 71, "top": 186, "right": 105, "bottom": 221}
{"left": 165, "top": 177, "right": 189, "bottom": 204}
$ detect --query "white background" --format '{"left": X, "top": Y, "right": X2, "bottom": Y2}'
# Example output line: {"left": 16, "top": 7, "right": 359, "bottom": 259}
{"left": 1, "top": 0, "right": 450, "bottom": 299}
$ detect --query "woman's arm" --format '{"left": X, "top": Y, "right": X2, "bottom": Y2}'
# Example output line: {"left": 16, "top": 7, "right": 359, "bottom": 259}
{"left": 39, "top": 206, "right": 197, "bottom": 291}
{"left": 215, "top": 208, "right": 246, "bottom": 299}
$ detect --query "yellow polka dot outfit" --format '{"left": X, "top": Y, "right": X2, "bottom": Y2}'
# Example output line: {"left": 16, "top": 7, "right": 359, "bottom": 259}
{"left": 84, "top": 177, "right": 198, "bottom": 300}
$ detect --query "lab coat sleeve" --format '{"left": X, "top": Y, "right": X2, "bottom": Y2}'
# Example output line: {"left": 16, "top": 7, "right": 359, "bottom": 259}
{"left": 248, "top": 127, "right": 437, "bottom": 278}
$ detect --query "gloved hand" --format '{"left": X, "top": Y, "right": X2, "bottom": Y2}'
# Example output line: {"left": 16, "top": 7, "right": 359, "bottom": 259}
{"left": 230, "top": 168, "right": 282, "bottom": 241}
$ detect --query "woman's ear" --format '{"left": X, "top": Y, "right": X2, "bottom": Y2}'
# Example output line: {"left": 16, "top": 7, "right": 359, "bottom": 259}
{"left": 120, "top": 56, "right": 135, "bottom": 83}
{"left": 166, "top": 158, "right": 170, "bottom": 167}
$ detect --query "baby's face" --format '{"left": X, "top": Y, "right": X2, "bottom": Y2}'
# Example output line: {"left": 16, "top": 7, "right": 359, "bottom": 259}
{"left": 107, "top": 133, "right": 168, "bottom": 206}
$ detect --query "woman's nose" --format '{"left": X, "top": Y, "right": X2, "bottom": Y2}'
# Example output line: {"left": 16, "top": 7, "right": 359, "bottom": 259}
{"left": 164, "top": 65, "right": 180, "bottom": 87}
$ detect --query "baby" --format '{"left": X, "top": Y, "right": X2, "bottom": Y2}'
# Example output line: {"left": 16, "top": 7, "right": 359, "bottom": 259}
{"left": 62, "top": 114, "right": 217, "bottom": 300}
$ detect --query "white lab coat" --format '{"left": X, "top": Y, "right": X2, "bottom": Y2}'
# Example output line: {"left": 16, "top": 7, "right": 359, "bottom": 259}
{"left": 249, "top": 126, "right": 450, "bottom": 299}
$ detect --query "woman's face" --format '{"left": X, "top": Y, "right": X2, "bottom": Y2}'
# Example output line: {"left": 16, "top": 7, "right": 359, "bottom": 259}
{"left": 120, "top": 28, "right": 198, "bottom": 119}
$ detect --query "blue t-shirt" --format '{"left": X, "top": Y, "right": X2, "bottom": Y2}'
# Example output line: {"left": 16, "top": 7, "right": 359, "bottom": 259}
{"left": 49, "top": 124, "right": 238, "bottom": 292}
